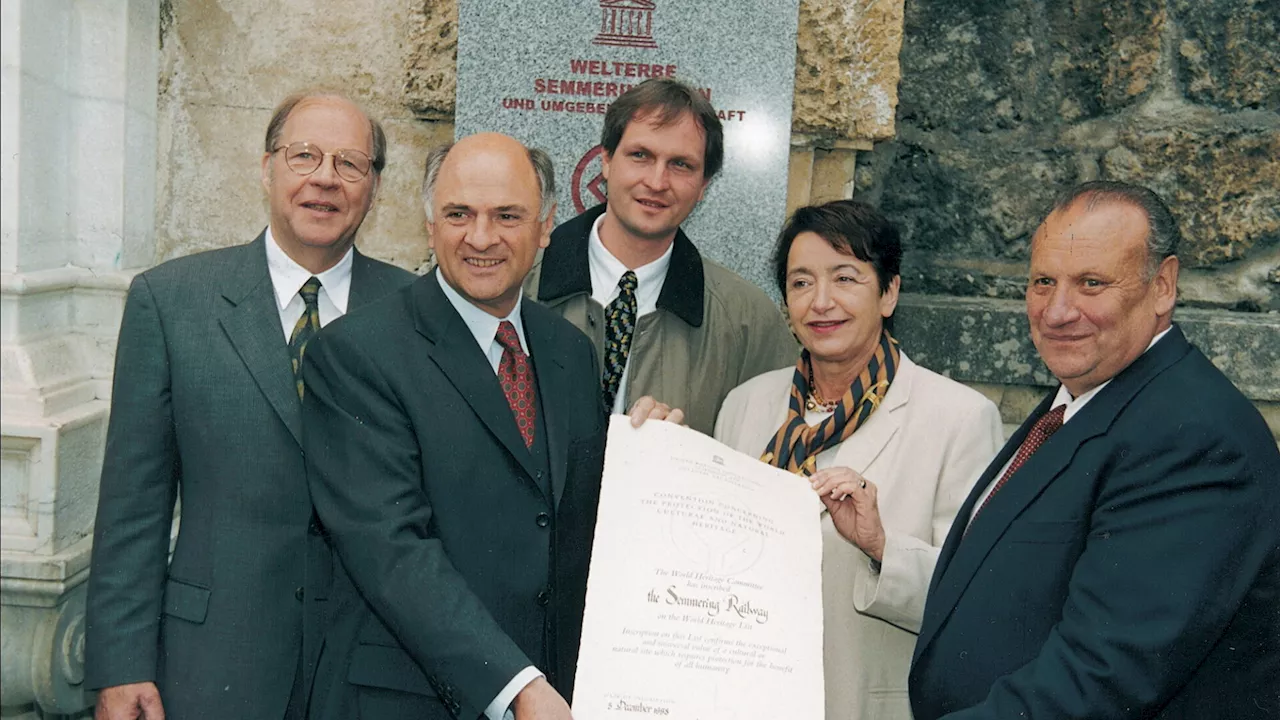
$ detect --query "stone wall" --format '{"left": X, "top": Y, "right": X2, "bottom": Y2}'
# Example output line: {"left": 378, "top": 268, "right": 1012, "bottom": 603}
{"left": 851, "top": 0, "right": 1278, "bottom": 436}
{"left": 855, "top": 0, "right": 1279, "bottom": 312}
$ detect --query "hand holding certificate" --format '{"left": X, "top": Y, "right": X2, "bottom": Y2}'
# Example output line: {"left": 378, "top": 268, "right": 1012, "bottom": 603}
{"left": 573, "top": 417, "right": 824, "bottom": 719}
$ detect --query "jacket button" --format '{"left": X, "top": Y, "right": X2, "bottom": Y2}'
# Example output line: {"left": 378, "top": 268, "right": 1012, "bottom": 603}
{"left": 294, "top": 586, "right": 305, "bottom": 601}
{"left": 537, "top": 588, "right": 551, "bottom": 606}
{"left": 308, "top": 520, "right": 322, "bottom": 536}
{"left": 587, "top": 315, "right": 597, "bottom": 326}
{"left": 536, "top": 512, "right": 550, "bottom": 528}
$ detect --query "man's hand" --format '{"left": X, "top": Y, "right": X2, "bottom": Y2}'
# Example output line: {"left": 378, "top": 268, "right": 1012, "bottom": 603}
{"left": 96, "top": 682, "right": 165, "bottom": 720}
{"left": 512, "top": 677, "right": 573, "bottom": 719}
{"left": 627, "top": 396, "right": 685, "bottom": 427}
{"left": 811, "top": 466, "right": 887, "bottom": 562}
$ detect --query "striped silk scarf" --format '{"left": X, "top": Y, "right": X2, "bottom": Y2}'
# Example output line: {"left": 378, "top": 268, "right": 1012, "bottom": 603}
{"left": 761, "top": 330, "right": 900, "bottom": 477}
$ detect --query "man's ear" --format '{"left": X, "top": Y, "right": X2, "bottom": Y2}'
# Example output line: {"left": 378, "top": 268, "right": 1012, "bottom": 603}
{"left": 539, "top": 203, "right": 557, "bottom": 249}
{"left": 261, "top": 153, "right": 273, "bottom": 191}
{"left": 1153, "top": 255, "right": 1179, "bottom": 317}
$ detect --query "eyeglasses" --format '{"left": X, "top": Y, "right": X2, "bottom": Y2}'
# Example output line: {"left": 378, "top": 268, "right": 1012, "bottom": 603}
{"left": 272, "top": 141, "right": 374, "bottom": 182}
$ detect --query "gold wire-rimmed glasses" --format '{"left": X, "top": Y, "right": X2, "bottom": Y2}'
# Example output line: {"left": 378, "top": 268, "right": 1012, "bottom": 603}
{"left": 272, "top": 141, "right": 374, "bottom": 182}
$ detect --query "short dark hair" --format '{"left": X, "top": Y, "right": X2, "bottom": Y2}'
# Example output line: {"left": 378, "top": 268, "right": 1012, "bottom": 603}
{"left": 1047, "top": 180, "right": 1180, "bottom": 279}
{"left": 773, "top": 200, "right": 903, "bottom": 327}
{"left": 264, "top": 91, "right": 387, "bottom": 175}
{"left": 601, "top": 78, "right": 724, "bottom": 181}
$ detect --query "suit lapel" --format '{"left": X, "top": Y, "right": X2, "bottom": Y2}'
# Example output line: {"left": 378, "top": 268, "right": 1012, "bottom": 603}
{"left": 413, "top": 273, "right": 543, "bottom": 489}
{"left": 830, "top": 358, "right": 910, "bottom": 474}
{"left": 347, "top": 248, "right": 376, "bottom": 310}
{"left": 219, "top": 233, "right": 302, "bottom": 446}
{"left": 524, "top": 303, "right": 572, "bottom": 508}
{"left": 913, "top": 326, "right": 1194, "bottom": 665}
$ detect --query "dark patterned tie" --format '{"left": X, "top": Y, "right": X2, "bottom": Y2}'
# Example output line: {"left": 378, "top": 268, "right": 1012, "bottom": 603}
{"left": 288, "top": 277, "right": 322, "bottom": 399}
{"left": 601, "top": 271, "right": 638, "bottom": 411}
{"left": 496, "top": 320, "right": 536, "bottom": 448}
{"left": 974, "top": 404, "right": 1066, "bottom": 518}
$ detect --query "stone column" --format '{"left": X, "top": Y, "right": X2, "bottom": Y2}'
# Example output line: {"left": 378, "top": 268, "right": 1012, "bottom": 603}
{"left": 1, "top": 1, "right": 159, "bottom": 715}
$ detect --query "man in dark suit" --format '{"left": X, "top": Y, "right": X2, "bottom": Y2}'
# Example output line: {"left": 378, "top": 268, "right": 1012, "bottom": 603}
{"left": 909, "top": 181, "right": 1280, "bottom": 719}
{"left": 84, "top": 92, "right": 414, "bottom": 720}
{"left": 304, "top": 133, "right": 607, "bottom": 720}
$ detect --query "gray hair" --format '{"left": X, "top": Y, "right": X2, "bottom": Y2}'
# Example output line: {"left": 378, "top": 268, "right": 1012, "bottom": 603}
{"left": 1047, "top": 180, "right": 1180, "bottom": 280}
{"left": 264, "top": 91, "right": 386, "bottom": 175}
{"left": 421, "top": 142, "right": 557, "bottom": 223}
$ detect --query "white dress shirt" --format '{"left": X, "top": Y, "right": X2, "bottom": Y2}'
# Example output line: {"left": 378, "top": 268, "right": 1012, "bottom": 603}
{"left": 588, "top": 212, "right": 674, "bottom": 413}
{"left": 264, "top": 226, "right": 353, "bottom": 339}
{"left": 436, "top": 270, "right": 541, "bottom": 720}
{"left": 968, "top": 326, "right": 1174, "bottom": 523}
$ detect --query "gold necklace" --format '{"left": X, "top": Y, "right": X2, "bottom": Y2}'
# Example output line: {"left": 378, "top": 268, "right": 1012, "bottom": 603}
{"left": 805, "top": 364, "right": 840, "bottom": 412}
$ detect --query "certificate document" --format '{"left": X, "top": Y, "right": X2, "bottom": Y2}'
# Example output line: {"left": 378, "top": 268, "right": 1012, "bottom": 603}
{"left": 573, "top": 417, "right": 824, "bottom": 719}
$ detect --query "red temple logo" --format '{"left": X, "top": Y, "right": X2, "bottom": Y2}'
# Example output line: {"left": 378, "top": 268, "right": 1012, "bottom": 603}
{"left": 592, "top": 0, "right": 658, "bottom": 49}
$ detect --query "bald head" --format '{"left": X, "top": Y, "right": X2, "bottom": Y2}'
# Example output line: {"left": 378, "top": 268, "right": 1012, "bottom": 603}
{"left": 422, "top": 133, "right": 556, "bottom": 223}
{"left": 423, "top": 132, "right": 558, "bottom": 317}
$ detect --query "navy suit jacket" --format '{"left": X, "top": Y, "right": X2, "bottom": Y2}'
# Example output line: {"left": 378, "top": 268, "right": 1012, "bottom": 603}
{"left": 303, "top": 271, "right": 607, "bottom": 720}
{"left": 910, "top": 325, "right": 1280, "bottom": 719}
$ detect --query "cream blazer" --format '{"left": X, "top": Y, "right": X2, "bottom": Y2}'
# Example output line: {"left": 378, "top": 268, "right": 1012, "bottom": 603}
{"left": 714, "top": 353, "right": 1003, "bottom": 720}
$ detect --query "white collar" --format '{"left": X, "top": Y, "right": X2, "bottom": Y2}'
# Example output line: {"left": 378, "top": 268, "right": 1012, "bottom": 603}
{"left": 435, "top": 268, "right": 529, "bottom": 355}
{"left": 1054, "top": 325, "right": 1174, "bottom": 423}
{"left": 264, "top": 226, "right": 354, "bottom": 313}
{"left": 588, "top": 212, "right": 673, "bottom": 312}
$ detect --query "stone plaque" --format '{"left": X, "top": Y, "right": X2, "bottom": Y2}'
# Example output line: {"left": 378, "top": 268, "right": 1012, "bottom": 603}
{"left": 455, "top": 0, "right": 801, "bottom": 293}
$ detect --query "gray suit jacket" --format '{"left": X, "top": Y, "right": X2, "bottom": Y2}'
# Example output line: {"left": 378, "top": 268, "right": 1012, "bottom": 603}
{"left": 84, "top": 233, "right": 413, "bottom": 719}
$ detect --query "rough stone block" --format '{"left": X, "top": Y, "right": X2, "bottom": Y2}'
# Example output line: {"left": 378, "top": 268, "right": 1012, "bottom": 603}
{"left": 859, "top": 131, "right": 1077, "bottom": 261}
{"left": 1172, "top": 0, "right": 1280, "bottom": 111}
{"left": 894, "top": 294, "right": 1280, "bottom": 403}
{"left": 405, "top": 0, "right": 459, "bottom": 119}
{"left": 809, "top": 148, "right": 856, "bottom": 204}
{"left": 896, "top": 0, "right": 1163, "bottom": 133}
{"left": 786, "top": 148, "right": 815, "bottom": 216}
{"left": 793, "top": 0, "right": 903, "bottom": 141}
{"left": 1104, "top": 126, "right": 1280, "bottom": 267}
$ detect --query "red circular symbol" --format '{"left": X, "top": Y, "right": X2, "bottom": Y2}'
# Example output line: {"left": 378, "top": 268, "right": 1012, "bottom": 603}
{"left": 571, "top": 145, "right": 607, "bottom": 213}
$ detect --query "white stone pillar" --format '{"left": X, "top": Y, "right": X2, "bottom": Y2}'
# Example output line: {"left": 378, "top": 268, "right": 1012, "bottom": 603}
{"left": 1, "top": 0, "right": 158, "bottom": 714}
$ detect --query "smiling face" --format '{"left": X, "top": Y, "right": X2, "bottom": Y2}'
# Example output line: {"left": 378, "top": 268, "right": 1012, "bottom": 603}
{"left": 599, "top": 109, "right": 709, "bottom": 255}
{"left": 261, "top": 96, "right": 378, "bottom": 272}
{"left": 427, "top": 134, "right": 553, "bottom": 318}
{"left": 785, "top": 231, "right": 899, "bottom": 369}
{"left": 1026, "top": 198, "right": 1178, "bottom": 396}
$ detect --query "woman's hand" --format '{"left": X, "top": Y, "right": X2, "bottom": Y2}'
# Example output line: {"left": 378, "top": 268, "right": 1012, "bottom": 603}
{"left": 811, "top": 466, "right": 886, "bottom": 562}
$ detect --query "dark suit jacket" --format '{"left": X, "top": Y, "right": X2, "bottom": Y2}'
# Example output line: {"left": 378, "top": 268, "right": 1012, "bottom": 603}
{"left": 909, "top": 326, "right": 1280, "bottom": 719}
{"left": 303, "top": 271, "right": 607, "bottom": 720}
{"left": 83, "top": 234, "right": 413, "bottom": 719}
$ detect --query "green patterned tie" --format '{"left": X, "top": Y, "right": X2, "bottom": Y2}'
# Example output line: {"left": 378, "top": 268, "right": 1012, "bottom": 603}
{"left": 289, "top": 277, "right": 322, "bottom": 399}
{"left": 601, "top": 271, "right": 638, "bottom": 411}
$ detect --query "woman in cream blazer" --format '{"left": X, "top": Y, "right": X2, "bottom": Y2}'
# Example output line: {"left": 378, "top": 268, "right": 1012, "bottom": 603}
{"left": 714, "top": 200, "right": 1003, "bottom": 720}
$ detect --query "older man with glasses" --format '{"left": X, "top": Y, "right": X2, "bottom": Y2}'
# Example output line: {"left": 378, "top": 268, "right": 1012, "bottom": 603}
{"left": 83, "top": 91, "right": 413, "bottom": 720}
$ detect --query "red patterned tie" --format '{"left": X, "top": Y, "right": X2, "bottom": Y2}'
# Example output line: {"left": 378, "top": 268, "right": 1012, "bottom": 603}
{"left": 974, "top": 404, "right": 1066, "bottom": 518}
{"left": 495, "top": 321, "right": 536, "bottom": 448}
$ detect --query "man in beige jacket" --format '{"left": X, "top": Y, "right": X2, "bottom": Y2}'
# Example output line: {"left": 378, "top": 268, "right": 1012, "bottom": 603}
{"left": 525, "top": 78, "right": 796, "bottom": 434}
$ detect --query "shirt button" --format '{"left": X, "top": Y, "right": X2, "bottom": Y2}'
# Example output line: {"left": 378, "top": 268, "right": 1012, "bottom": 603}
{"left": 294, "top": 586, "right": 305, "bottom": 601}
{"left": 536, "top": 512, "right": 550, "bottom": 528}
